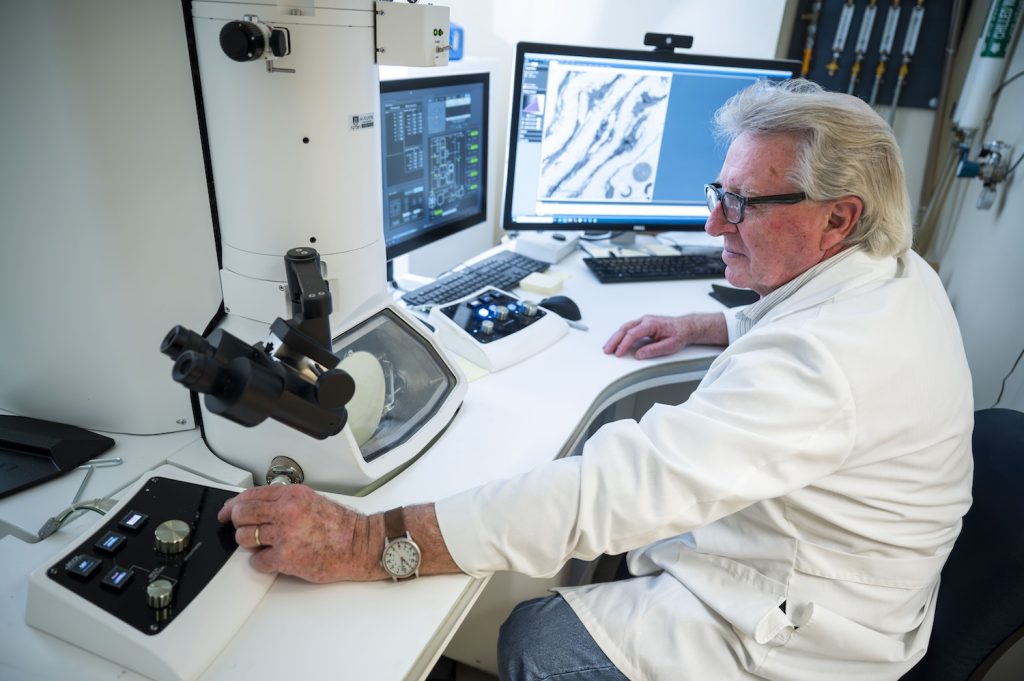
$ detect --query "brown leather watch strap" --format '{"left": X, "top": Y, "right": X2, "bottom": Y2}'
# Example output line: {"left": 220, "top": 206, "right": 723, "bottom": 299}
{"left": 384, "top": 507, "right": 406, "bottom": 541}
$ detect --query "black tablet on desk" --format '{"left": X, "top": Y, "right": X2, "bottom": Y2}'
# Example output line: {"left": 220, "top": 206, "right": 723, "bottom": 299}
{"left": 0, "top": 416, "right": 114, "bottom": 499}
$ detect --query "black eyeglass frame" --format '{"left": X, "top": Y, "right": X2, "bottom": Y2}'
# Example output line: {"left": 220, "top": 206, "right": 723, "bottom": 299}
{"left": 705, "top": 182, "right": 807, "bottom": 225}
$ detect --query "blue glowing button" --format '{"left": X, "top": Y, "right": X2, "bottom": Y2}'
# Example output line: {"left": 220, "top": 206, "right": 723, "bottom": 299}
{"left": 118, "top": 510, "right": 148, "bottom": 532}
{"left": 94, "top": 531, "right": 126, "bottom": 554}
{"left": 101, "top": 566, "right": 133, "bottom": 591}
{"left": 66, "top": 554, "right": 102, "bottom": 580}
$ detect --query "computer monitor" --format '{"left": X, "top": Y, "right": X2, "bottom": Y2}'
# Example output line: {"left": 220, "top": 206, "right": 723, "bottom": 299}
{"left": 380, "top": 72, "right": 489, "bottom": 261}
{"left": 502, "top": 43, "right": 799, "bottom": 235}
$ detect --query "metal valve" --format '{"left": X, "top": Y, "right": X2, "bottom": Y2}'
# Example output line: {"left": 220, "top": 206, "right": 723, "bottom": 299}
{"left": 956, "top": 141, "right": 1015, "bottom": 210}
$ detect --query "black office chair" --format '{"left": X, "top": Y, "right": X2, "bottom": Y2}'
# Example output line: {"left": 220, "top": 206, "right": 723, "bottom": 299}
{"left": 900, "top": 408, "right": 1024, "bottom": 681}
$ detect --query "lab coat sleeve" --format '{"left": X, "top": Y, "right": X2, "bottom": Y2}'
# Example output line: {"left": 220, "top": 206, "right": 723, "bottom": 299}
{"left": 723, "top": 305, "right": 747, "bottom": 344}
{"left": 435, "top": 327, "right": 857, "bottom": 578}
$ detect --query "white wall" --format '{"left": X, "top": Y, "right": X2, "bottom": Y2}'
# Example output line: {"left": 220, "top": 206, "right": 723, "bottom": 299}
{"left": 0, "top": 0, "right": 222, "bottom": 434}
{"left": 399, "top": 0, "right": 789, "bottom": 277}
{"left": 926, "top": 10, "right": 1024, "bottom": 413}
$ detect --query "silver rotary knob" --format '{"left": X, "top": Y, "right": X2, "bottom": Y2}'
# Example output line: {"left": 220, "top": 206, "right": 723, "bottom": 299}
{"left": 523, "top": 301, "right": 539, "bottom": 317}
{"left": 495, "top": 305, "right": 509, "bottom": 321}
{"left": 154, "top": 519, "right": 191, "bottom": 555}
{"left": 480, "top": 320, "right": 495, "bottom": 335}
{"left": 147, "top": 578, "right": 174, "bottom": 610}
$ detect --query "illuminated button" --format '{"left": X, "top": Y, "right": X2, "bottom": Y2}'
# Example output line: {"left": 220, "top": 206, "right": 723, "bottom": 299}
{"left": 118, "top": 510, "right": 148, "bottom": 532}
{"left": 66, "top": 554, "right": 102, "bottom": 580}
{"left": 94, "top": 531, "right": 126, "bottom": 555}
{"left": 101, "top": 566, "right": 133, "bottom": 591}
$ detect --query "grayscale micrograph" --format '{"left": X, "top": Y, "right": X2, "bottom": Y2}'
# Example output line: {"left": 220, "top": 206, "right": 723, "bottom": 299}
{"left": 538, "top": 65, "right": 670, "bottom": 203}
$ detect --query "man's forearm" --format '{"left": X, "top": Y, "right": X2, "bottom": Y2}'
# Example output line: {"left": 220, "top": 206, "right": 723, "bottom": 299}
{"left": 681, "top": 312, "right": 729, "bottom": 347}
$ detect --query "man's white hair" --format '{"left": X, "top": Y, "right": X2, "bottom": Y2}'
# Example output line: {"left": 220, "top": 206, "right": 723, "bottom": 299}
{"left": 713, "top": 79, "right": 912, "bottom": 257}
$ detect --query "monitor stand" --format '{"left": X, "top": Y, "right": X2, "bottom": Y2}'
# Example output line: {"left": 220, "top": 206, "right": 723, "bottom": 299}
{"left": 581, "top": 231, "right": 637, "bottom": 246}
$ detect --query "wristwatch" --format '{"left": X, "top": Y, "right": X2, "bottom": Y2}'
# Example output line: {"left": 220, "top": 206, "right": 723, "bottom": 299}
{"left": 381, "top": 507, "right": 421, "bottom": 581}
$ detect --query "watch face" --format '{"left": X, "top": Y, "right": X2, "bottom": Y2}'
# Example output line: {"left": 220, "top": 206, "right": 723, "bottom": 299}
{"left": 382, "top": 538, "right": 421, "bottom": 579}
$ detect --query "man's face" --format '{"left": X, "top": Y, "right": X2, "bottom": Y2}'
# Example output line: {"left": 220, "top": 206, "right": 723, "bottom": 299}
{"left": 705, "top": 132, "right": 845, "bottom": 296}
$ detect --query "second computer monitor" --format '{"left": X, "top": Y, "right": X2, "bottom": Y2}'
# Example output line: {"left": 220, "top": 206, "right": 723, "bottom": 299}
{"left": 380, "top": 72, "right": 489, "bottom": 261}
{"left": 502, "top": 43, "right": 799, "bottom": 234}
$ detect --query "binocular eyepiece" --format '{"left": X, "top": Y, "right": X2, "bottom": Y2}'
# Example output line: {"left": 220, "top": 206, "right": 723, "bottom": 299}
{"left": 161, "top": 324, "right": 353, "bottom": 440}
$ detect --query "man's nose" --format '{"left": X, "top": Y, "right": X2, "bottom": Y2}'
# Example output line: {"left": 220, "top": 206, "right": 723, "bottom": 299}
{"left": 705, "top": 206, "right": 735, "bottom": 237}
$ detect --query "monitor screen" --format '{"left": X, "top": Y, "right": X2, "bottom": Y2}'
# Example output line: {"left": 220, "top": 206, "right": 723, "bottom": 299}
{"left": 380, "top": 72, "right": 489, "bottom": 260}
{"left": 502, "top": 43, "right": 799, "bottom": 233}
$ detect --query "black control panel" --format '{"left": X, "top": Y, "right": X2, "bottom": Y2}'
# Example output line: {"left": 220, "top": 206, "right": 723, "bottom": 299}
{"left": 437, "top": 288, "right": 548, "bottom": 344}
{"left": 46, "top": 477, "right": 238, "bottom": 635}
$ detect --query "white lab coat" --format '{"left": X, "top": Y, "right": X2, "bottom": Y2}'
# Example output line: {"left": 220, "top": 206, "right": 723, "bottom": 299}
{"left": 435, "top": 249, "right": 974, "bottom": 680}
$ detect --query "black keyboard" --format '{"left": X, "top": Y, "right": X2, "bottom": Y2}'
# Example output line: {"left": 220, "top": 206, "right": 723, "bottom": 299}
{"left": 401, "top": 251, "right": 549, "bottom": 307}
{"left": 583, "top": 253, "right": 726, "bottom": 283}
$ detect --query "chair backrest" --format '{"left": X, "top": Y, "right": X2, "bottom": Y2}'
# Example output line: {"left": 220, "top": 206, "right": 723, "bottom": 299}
{"left": 901, "top": 408, "right": 1024, "bottom": 681}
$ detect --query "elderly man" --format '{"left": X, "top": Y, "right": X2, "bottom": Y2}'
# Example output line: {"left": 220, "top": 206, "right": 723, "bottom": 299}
{"left": 219, "top": 80, "right": 973, "bottom": 681}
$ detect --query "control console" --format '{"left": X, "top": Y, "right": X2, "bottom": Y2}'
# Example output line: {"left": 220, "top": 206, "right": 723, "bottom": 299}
{"left": 27, "top": 470, "right": 275, "bottom": 681}
{"left": 428, "top": 287, "right": 568, "bottom": 371}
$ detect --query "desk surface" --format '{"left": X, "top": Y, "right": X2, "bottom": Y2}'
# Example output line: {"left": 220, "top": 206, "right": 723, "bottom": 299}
{"left": 0, "top": 234, "right": 729, "bottom": 681}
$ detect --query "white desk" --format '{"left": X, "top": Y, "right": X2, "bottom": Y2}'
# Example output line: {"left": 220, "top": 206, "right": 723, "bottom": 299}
{"left": 0, "top": 235, "right": 731, "bottom": 681}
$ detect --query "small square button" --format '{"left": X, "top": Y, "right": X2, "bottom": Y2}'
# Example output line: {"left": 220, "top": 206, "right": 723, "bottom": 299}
{"left": 118, "top": 510, "right": 148, "bottom": 532}
{"left": 66, "top": 554, "right": 102, "bottom": 580}
{"left": 101, "top": 566, "right": 133, "bottom": 591}
{"left": 94, "top": 531, "right": 126, "bottom": 554}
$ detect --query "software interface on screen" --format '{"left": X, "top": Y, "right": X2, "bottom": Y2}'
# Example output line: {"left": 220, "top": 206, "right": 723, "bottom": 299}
{"left": 504, "top": 46, "right": 796, "bottom": 231}
{"left": 380, "top": 73, "right": 488, "bottom": 260}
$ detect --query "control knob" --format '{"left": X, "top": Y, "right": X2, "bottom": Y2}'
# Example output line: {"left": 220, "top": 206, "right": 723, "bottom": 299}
{"left": 219, "top": 20, "right": 291, "bottom": 62}
{"left": 219, "top": 21, "right": 266, "bottom": 62}
{"left": 480, "top": 320, "right": 495, "bottom": 335}
{"left": 495, "top": 306, "right": 509, "bottom": 321}
{"left": 154, "top": 519, "right": 191, "bottom": 555}
{"left": 523, "top": 301, "right": 539, "bottom": 317}
{"left": 147, "top": 578, "right": 174, "bottom": 610}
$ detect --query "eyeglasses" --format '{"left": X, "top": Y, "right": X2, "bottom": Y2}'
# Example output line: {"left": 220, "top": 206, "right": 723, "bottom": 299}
{"left": 705, "top": 182, "right": 807, "bottom": 225}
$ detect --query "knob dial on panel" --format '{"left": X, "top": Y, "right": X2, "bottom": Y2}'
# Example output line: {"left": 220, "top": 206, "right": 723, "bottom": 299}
{"left": 523, "top": 302, "right": 539, "bottom": 317}
{"left": 480, "top": 320, "right": 495, "bottom": 335}
{"left": 154, "top": 519, "right": 191, "bottom": 555}
{"left": 147, "top": 578, "right": 174, "bottom": 610}
{"left": 220, "top": 21, "right": 266, "bottom": 62}
{"left": 495, "top": 305, "right": 509, "bottom": 321}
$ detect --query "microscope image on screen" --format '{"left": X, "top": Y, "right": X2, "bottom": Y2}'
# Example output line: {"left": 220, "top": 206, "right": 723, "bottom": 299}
{"left": 503, "top": 44, "right": 800, "bottom": 232}
{"left": 539, "top": 66, "right": 670, "bottom": 203}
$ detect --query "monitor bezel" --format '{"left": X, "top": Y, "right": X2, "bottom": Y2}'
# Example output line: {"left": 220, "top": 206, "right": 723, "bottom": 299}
{"left": 380, "top": 71, "right": 490, "bottom": 261}
{"left": 501, "top": 42, "right": 800, "bottom": 234}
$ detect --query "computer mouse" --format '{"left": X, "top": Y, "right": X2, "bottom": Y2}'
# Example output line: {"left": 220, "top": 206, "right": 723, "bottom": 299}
{"left": 539, "top": 295, "right": 582, "bottom": 322}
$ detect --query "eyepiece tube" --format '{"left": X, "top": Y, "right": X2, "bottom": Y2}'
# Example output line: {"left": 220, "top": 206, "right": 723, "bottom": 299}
{"left": 171, "top": 351, "right": 221, "bottom": 394}
{"left": 161, "top": 325, "right": 211, "bottom": 360}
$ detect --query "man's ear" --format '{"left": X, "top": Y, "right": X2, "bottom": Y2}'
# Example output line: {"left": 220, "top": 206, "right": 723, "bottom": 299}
{"left": 822, "top": 195, "right": 863, "bottom": 250}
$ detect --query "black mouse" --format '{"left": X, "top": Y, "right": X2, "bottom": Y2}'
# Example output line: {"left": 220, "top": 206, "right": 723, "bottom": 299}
{"left": 540, "top": 295, "right": 582, "bottom": 321}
